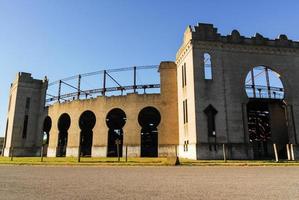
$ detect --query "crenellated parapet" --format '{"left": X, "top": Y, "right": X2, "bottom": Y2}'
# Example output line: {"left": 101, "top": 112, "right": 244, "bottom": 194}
{"left": 191, "top": 23, "right": 299, "bottom": 47}
{"left": 177, "top": 23, "right": 299, "bottom": 60}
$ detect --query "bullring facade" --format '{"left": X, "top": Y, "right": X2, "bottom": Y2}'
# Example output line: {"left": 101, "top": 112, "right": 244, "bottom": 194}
{"left": 2, "top": 23, "right": 299, "bottom": 160}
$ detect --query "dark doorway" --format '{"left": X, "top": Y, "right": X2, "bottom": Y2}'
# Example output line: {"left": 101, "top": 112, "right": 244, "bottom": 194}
{"left": 106, "top": 108, "right": 126, "bottom": 157}
{"left": 247, "top": 101, "right": 271, "bottom": 159}
{"left": 138, "top": 107, "right": 161, "bottom": 157}
{"left": 245, "top": 66, "right": 288, "bottom": 159}
{"left": 247, "top": 100, "right": 288, "bottom": 159}
{"left": 57, "top": 113, "right": 71, "bottom": 157}
{"left": 79, "top": 111, "right": 96, "bottom": 157}
{"left": 43, "top": 116, "right": 52, "bottom": 145}
{"left": 42, "top": 116, "right": 52, "bottom": 156}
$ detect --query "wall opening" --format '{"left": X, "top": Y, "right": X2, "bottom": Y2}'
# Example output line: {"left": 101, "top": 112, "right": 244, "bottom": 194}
{"left": 106, "top": 108, "right": 126, "bottom": 157}
{"left": 182, "top": 63, "right": 187, "bottom": 87}
{"left": 204, "top": 105, "right": 218, "bottom": 151}
{"left": 79, "top": 111, "right": 96, "bottom": 157}
{"left": 245, "top": 66, "right": 288, "bottom": 159}
{"left": 204, "top": 53, "right": 212, "bottom": 80}
{"left": 43, "top": 116, "right": 52, "bottom": 145}
{"left": 42, "top": 116, "right": 52, "bottom": 156}
{"left": 138, "top": 106, "right": 161, "bottom": 157}
{"left": 183, "top": 99, "right": 188, "bottom": 124}
{"left": 57, "top": 113, "right": 71, "bottom": 157}
{"left": 245, "top": 66, "right": 284, "bottom": 99}
{"left": 22, "top": 115, "right": 29, "bottom": 139}
{"left": 22, "top": 97, "right": 31, "bottom": 139}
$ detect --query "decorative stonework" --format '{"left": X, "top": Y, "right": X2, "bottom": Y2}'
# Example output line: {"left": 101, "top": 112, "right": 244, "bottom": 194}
{"left": 176, "top": 23, "right": 299, "bottom": 61}
{"left": 191, "top": 23, "right": 299, "bottom": 48}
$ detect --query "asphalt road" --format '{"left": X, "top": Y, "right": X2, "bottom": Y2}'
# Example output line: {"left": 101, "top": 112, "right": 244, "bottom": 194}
{"left": 0, "top": 166, "right": 298, "bottom": 200}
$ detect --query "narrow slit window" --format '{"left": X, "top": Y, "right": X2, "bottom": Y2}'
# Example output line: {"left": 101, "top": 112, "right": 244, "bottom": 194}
{"left": 186, "top": 140, "right": 189, "bottom": 151}
{"left": 183, "top": 101, "right": 186, "bottom": 124}
{"left": 182, "top": 63, "right": 187, "bottom": 87}
{"left": 25, "top": 97, "right": 31, "bottom": 110}
{"left": 184, "top": 63, "right": 187, "bottom": 86}
{"left": 22, "top": 115, "right": 29, "bottom": 139}
{"left": 185, "top": 99, "right": 188, "bottom": 123}
{"left": 183, "top": 99, "right": 188, "bottom": 124}
{"left": 204, "top": 53, "right": 212, "bottom": 80}
{"left": 182, "top": 65, "right": 184, "bottom": 87}
{"left": 183, "top": 140, "right": 189, "bottom": 152}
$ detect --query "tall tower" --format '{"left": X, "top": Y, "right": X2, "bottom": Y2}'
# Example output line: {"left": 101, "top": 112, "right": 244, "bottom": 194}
{"left": 3, "top": 72, "right": 48, "bottom": 156}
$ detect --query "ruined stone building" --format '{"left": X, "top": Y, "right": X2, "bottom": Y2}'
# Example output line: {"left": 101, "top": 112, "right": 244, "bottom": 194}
{"left": 2, "top": 23, "right": 299, "bottom": 160}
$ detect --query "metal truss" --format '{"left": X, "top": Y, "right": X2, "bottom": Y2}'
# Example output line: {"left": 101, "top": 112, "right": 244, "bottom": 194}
{"left": 46, "top": 65, "right": 160, "bottom": 103}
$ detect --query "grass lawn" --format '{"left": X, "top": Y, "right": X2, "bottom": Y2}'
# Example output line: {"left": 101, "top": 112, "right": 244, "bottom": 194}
{"left": 0, "top": 156, "right": 299, "bottom": 166}
{"left": 0, "top": 157, "right": 170, "bottom": 166}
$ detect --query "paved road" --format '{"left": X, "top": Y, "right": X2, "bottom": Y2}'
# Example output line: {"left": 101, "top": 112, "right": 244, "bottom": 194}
{"left": 0, "top": 166, "right": 298, "bottom": 200}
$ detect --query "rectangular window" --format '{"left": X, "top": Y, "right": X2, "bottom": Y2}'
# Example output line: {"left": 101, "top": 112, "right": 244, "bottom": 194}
{"left": 25, "top": 97, "right": 31, "bottom": 110}
{"left": 182, "top": 63, "right": 187, "bottom": 87}
{"left": 184, "top": 63, "right": 187, "bottom": 86}
{"left": 186, "top": 140, "right": 189, "bottom": 151}
{"left": 184, "top": 140, "right": 189, "bottom": 152}
{"left": 204, "top": 53, "right": 212, "bottom": 80}
{"left": 22, "top": 115, "right": 29, "bottom": 139}
{"left": 185, "top": 99, "right": 188, "bottom": 123}
{"left": 182, "top": 65, "right": 184, "bottom": 88}
{"left": 183, "top": 99, "right": 188, "bottom": 124}
{"left": 183, "top": 101, "right": 186, "bottom": 124}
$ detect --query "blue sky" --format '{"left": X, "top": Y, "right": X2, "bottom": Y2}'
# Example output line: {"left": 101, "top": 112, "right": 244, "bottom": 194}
{"left": 1, "top": 0, "right": 299, "bottom": 136}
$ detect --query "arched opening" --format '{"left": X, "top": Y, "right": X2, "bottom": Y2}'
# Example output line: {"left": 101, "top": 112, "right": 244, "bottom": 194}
{"left": 204, "top": 105, "right": 218, "bottom": 151}
{"left": 57, "top": 113, "right": 71, "bottom": 157}
{"left": 43, "top": 116, "right": 52, "bottom": 145}
{"left": 79, "top": 110, "right": 96, "bottom": 157}
{"left": 244, "top": 66, "right": 288, "bottom": 159}
{"left": 138, "top": 106, "right": 161, "bottom": 157}
{"left": 245, "top": 66, "right": 284, "bottom": 99}
{"left": 106, "top": 108, "right": 126, "bottom": 157}
{"left": 204, "top": 53, "right": 212, "bottom": 80}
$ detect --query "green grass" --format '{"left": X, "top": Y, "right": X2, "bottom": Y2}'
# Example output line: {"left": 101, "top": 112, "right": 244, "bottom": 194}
{"left": 180, "top": 158, "right": 299, "bottom": 166}
{"left": 0, "top": 156, "right": 299, "bottom": 166}
{"left": 0, "top": 157, "right": 170, "bottom": 166}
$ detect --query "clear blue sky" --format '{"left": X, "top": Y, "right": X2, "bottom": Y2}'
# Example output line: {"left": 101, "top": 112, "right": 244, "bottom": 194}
{"left": 1, "top": 0, "right": 299, "bottom": 136}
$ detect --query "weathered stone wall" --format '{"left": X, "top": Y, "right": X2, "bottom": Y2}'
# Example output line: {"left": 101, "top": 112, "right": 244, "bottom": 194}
{"left": 176, "top": 23, "right": 299, "bottom": 160}
{"left": 6, "top": 22, "right": 299, "bottom": 160}
{"left": 3, "top": 73, "right": 48, "bottom": 156}
{"left": 47, "top": 62, "right": 179, "bottom": 157}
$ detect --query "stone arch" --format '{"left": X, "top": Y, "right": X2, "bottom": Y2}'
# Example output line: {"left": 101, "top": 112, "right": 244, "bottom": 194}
{"left": 106, "top": 108, "right": 127, "bottom": 157}
{"left": 239, "top": 63, "right": 293, "bottom": 102}
{"left": 138, "top": 106, "right": 161, "bottom": 157}
{"left": 244, "top": 66, "right": 288, "bottom": 159}
{"left": 79, "top": 110, "right": 96, "bottom": 157}
{"left": 43, "top": 116, "right": 52, "bottom": 145}
{"left": 57, "top": 113, "right": 71, "bottom": 157}
{"left": 244, "top": 65, "right": 284, "bottom": 99}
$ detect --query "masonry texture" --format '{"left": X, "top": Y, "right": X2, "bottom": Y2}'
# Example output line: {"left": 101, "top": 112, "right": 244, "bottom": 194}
{"left": 46, "top": 62, "right": 179, "bottom": 157}
{"left": 3, "top": 23, "right": 299, "bottom": 160}
{"left": 176, "top": 23, "right": 299, "bottom": 160}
